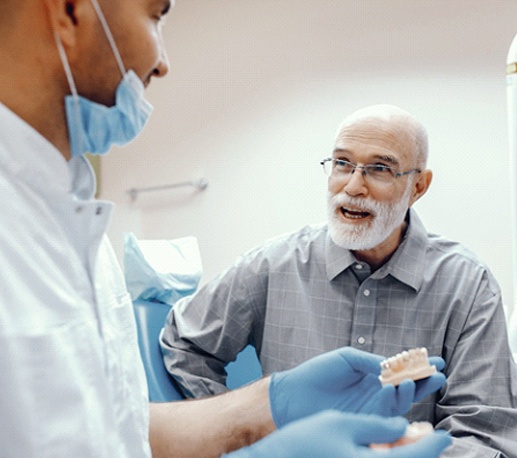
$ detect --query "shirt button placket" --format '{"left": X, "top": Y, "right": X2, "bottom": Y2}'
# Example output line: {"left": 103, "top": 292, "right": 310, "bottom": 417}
{"left": 351, "top": 283, "right": 375, "bottom": 352}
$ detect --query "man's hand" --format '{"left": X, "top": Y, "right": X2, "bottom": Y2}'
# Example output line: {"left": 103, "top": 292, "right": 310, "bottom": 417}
{"left": 225, "top": 411, "right": 452, "bottom": 457}
{"left": 269, "top": 347, "right": 446, "bottom": 427}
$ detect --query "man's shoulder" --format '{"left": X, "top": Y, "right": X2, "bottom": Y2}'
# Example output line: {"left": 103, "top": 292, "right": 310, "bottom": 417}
{"left": 402, "top": 229, "right": 503, "bottom": 307}
{"left": 423, "top": 232, "right": 500, "bottom": 291}
{"left": 411, "top": 212, "right": 486, "bottom": 268}
{"left": 260, "top": 223, "right": 327, "bottom": 249}
{"left": 237, "top": 223, "right": 327, "bottom": 266}
{"left": 426, "top": 231, "right": 485, "bottom": 265}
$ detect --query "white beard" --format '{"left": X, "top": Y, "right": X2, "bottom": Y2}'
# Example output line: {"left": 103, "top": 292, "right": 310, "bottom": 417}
{"left": 327, "top": 186, "right": 412, "bottom": 251}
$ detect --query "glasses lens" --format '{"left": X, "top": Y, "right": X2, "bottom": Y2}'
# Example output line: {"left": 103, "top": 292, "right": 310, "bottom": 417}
{"left": 365, "top": 165, "right": 396, "bottom": 183}
{"left": 322, "top": 160, "right": 398, "bottom": 186}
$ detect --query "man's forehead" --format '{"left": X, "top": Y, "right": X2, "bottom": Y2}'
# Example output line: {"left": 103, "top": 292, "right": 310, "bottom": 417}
{"left": 334, "top": 120, "right": 413, "bottom": 163}
{"left": 336, "top": 118, "right": 401, "bottom": 144}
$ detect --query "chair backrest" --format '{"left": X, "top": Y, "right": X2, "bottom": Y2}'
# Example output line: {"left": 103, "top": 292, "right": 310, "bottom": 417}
{"left": 133, "top": 300, "right": 185, "bottom": 401}
{"left": 226, "top": 343, "right": 263, "bottom": 390}
{"left": 133, "top": 299, "right": 262, "bottom": 401}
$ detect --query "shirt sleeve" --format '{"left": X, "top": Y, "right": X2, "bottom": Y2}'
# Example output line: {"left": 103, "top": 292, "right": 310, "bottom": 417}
{"left": 435, "top": 271, "right": 517, "bottom": 457}
{"left": 160, "top": 247, "right": 268, "bottom": 398}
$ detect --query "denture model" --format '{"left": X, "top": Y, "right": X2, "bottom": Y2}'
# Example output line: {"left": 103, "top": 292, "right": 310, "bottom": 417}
{"left": 378, "top": 347, "right": 436, "bottom": 386}
{"left": 370, "top": 421, "right": 434, "bottom": 450}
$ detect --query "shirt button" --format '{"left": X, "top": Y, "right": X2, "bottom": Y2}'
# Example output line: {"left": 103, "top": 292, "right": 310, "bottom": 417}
{"left": 75, "top": 206, "right": 83, "bottom": 213}
{"left": 357, "top": 336, "right": 366, "bottom": 345}
{"left": 355, "top": 264, "right": 363, "bottom": 270}
{"left": 363, "top": 289, "right": 371, "bottom": 297}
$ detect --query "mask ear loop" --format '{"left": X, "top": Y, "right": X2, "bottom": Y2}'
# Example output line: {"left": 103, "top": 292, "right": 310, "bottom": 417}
{"left": 89, "top": 0, "right": 126, "bottom": 78}
{"left": 54, "top": 31, "right": 84, "bottom": 157}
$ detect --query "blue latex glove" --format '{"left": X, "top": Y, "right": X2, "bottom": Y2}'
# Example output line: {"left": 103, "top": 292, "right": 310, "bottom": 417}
{"left": 225, "top": 411, "right": 452, "bottom": 458}
{"left": 269, "top": 347, "right": 446, "bottom": 428}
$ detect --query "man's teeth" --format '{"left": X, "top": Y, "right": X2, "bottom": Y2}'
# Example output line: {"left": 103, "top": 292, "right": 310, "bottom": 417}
{"left": 341, "top": 207, "right": 370, "bottom": 219}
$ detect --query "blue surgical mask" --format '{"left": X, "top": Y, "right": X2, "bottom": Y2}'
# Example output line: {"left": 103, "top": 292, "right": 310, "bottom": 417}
{"left": 55, "top": 0, "right": 153, "bottom": 157}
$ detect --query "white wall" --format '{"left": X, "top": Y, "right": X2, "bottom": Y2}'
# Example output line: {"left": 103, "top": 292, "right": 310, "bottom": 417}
{"left": 102, "top": 0, "right": 517, "bottom": 321}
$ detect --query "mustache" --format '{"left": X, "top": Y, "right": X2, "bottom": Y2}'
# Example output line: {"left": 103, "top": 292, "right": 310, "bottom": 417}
{"left": 327, "top": 193, "right": 378, "bottom": 215}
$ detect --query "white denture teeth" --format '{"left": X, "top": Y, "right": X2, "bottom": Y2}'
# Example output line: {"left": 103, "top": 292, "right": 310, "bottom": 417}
{"left": 370, "top": 421, "right": 434, "bottom": 450}
{"left": 378, "top": 347, "right": 437, "bottom": 386}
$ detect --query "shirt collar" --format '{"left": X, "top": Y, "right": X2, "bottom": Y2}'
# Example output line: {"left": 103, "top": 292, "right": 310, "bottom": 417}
{"left": 0, "top": 102, "right": 95, "bottom": 200}
{"left": 376, "top": 209, "right": 428, "bottom": 292}
{"left": 324, "top": 208, "right": 427, "bottom": 291}
{"left": 325, "top": 230, "right": 357, "bottom": 280}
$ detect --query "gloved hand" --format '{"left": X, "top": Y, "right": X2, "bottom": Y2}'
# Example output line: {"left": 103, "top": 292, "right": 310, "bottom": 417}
{"left": 269, "top": 347, "right": 446, "bottom": 428}
{"left": 225, "top": 411, "right": 452, "bottom": 458}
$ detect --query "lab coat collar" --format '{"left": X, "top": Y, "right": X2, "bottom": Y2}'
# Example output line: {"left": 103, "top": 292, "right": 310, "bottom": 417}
{"left": 0, "top": 102, "right": 95, "bottom": 201}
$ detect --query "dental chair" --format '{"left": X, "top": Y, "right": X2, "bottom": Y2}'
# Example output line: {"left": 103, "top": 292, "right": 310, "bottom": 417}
{"left": 133, "top": 299, "right": 262, "bottom": 401}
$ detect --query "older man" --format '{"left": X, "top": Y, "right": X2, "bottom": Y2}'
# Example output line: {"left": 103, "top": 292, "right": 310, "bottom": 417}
{"left": 162, "top": 104, "right": 517, "bottom": 457}
{"left": 0, "top": 1, "right": 454, "bottom": 457}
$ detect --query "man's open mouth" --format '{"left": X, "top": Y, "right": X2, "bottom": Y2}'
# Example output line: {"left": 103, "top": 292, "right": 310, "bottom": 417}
{"left": 341, "top": 207, "right": 371, "bottom": 219}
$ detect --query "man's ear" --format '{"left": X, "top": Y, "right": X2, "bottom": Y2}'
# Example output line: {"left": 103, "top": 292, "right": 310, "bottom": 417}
{"left": 408, "top": 169, "right": 432, "bottom": 207}
{"left": 43, "top": 0, "right": 84, "bottom": 46}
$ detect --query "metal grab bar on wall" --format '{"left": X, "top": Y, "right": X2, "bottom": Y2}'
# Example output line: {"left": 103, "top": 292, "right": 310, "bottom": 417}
{"left": 127, "top": 178, "right": 208, "bottom": 202}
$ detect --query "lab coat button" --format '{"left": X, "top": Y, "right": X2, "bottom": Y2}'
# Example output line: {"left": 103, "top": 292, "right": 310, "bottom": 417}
{"left": 96, "top": 207, "right": 103, "bottom": 215}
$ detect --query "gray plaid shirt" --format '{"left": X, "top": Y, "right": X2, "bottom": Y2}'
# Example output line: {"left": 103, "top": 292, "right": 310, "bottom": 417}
{"left": 161, "top": 209, "right": 517, "bottom": 457}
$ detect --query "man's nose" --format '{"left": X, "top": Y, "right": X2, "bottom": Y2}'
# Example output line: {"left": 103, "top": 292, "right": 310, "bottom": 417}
{"left": 153, "top": 48, "right": 170, "bottom": 78}
{"left": 342, "top": 168, "right": 368, "bottom": 197}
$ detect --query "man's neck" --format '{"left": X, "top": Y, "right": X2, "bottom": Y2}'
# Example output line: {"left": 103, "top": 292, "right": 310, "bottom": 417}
{"left": 0, "top": 15, "right": 72, "bottom": 160}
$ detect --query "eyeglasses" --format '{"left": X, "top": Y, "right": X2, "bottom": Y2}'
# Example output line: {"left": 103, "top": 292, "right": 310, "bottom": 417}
{"left": 320, "top": 158, "right": 421, "bottom": 186}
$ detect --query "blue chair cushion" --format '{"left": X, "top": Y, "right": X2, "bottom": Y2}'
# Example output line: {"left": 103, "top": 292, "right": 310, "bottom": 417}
{"left": 133, "top": 299, "right": 262, "bottom": 401}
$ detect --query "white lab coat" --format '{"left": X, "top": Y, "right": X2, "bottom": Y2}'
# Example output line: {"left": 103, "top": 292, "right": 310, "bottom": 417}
{"left": 0, "top": 103, "right": 150, "bottom": 457}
